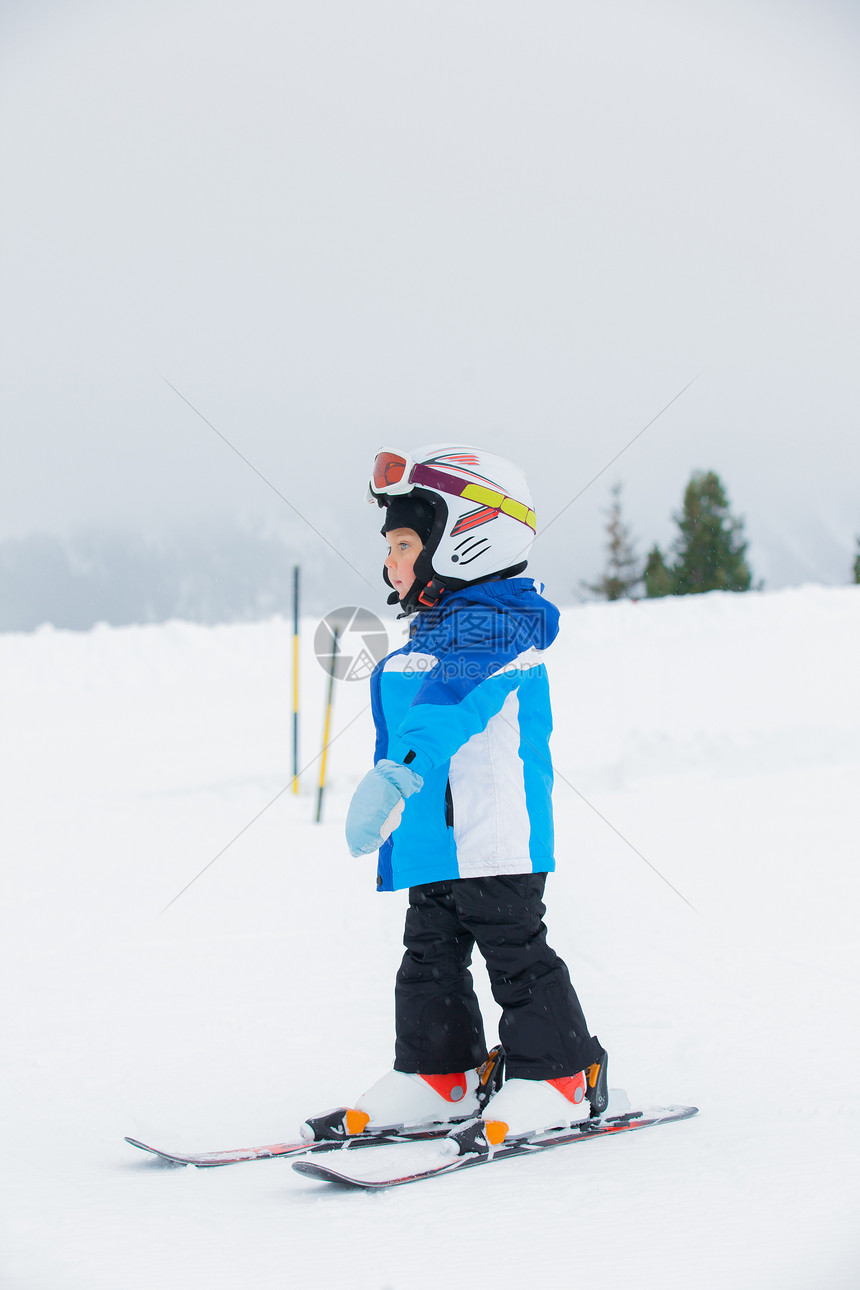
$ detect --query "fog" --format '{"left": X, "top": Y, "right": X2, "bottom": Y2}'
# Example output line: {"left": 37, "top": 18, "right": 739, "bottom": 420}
{"left": 1, "top": 0, "right": 858, "bottom": 626}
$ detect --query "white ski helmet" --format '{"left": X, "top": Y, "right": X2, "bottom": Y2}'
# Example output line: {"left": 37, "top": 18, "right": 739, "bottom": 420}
{"left": 368, "top": 444, "right": 537, "bottom": 611}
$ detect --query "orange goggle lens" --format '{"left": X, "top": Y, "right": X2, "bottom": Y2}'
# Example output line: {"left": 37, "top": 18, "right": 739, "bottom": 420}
{"left": 370, "top": 451, "right": 410, "bottom": 493}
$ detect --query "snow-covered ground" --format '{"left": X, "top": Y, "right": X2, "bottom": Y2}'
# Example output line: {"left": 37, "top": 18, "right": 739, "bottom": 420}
{"left": 2, "top": 585, "right": 858, "bottom": 1289}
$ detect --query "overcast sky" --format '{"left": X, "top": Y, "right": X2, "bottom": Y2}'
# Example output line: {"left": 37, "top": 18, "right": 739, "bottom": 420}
{"left": 1, "top": 0, "right": 859, "bottom": 605}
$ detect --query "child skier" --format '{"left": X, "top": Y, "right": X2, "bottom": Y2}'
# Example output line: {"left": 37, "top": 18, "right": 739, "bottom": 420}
{"left": 302, "top": 445, "right": 607, "bottom": 1153}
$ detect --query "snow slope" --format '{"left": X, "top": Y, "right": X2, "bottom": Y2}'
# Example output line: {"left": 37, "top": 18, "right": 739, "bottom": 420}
{"left": 2, "top": 586, "right": 858, "bottom": 1289}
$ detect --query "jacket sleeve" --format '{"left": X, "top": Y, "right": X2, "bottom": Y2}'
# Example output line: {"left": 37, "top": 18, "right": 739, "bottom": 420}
{"left": 385, "top": 633, "right": 544, "bottom": 777}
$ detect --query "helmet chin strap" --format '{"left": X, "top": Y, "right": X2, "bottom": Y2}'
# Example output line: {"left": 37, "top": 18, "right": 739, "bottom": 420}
{"left": 417, "top": 577, "right": 446, "bottom": 609}
{"left": 389, "top": 575, "right": 446, "bottom": 618}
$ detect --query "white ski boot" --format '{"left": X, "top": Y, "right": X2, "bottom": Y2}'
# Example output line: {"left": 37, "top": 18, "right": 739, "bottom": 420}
{"left": 445, "top": 1048, "right": 609, "bottom": 1155}
{"left": 480, "top": 1071, "right": 591, "bottom": 1142}
{"left": 300, "top": 1046, "right": 504, "bottom": 1142}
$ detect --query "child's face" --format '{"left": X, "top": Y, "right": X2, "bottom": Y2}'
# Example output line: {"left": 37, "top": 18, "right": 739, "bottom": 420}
{"left": 384, "top": 527, "right": 423, "bottom": 597}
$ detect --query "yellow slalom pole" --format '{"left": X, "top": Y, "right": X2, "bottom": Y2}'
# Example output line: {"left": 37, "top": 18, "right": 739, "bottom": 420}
{"left": 315, "top": 625, "right": 339, "bottom": 823}
{"left": 292, "top": 565, "right": 300, "bottom": 793}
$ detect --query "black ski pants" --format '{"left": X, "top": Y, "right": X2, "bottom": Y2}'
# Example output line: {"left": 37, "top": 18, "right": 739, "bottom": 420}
{"left": 393, "top": 873, "right": 602, "bottom": 1080}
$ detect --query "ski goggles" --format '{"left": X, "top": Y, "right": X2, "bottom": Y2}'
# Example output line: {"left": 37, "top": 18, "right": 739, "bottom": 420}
{"left": 368, "top": 449, "right": 536, "bottom": 532}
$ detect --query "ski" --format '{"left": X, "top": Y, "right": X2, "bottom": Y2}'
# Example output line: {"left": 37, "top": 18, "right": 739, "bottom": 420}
{"left": 291, "top": 1104, "right": 698, "bottom": 1189}
{"left": 124, "top": 1122, "right": 460, "bottom": 1168}
{"left": 126, "top": 1045, "right": 510, "bottom": 1168}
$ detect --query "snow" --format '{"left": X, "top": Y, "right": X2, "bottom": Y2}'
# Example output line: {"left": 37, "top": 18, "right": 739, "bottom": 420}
{"left": 2, "top": 585, "right": 858, "bottom": 1289}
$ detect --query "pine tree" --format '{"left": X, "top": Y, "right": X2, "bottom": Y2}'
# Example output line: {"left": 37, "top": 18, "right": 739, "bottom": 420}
{"left": 670, "top": 470, "right": 752, "bottom": 594}
{"left": 583, "top": 482, "right": 641, "bottom": 601}
{"left": 854, "top": 538, "right": 860, "bottom": 585}
{"left": 643, "top": 544, "right": 674, "bottom": 598}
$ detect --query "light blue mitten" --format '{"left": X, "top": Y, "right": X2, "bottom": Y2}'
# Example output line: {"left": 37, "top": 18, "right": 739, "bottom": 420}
{"left": 345, "top": 759, "right": 424, "bottom": 857}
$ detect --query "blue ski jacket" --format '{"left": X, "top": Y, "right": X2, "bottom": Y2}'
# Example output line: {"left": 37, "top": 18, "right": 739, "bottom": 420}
{"left": 369, "top": 578, "right": 560, "bottom": 892}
